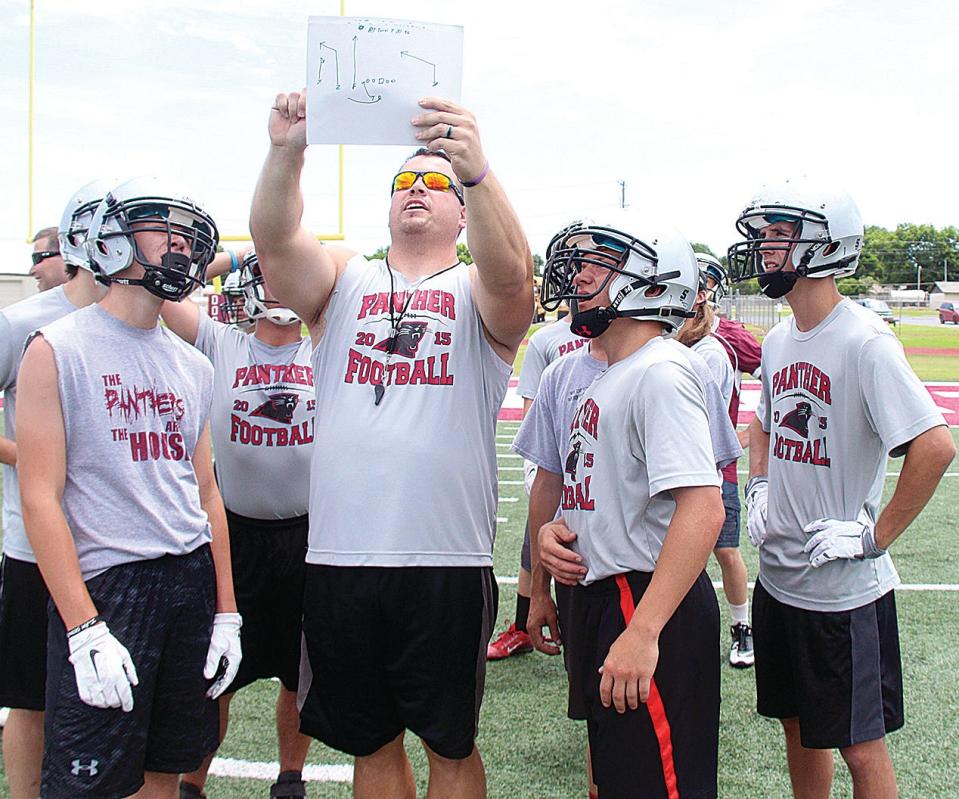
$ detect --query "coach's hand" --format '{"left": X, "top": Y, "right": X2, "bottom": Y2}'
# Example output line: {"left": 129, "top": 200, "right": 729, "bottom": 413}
{"left": 205, "top": 612, "right": 243, "bottom": 699}
{"left": 270, "top": 90, "right": 308, "bottom": 152}
{"left": 412, "top": 98, "right": 488, "bottom": 188}
{"left": 745, "top": 476, "right": 769, "bottom": 547}
{"left": 803, "top": 517, "right": 885, "bottom": 568}
{"left": 68, "top": 621, "right": 139, "bottom": 713}
{"left": 599, "top": 625, "right": 659, "bottom": 713}
{"left": 539, "top": 519, "right": 587, "bottom": 586}
{"left": 528, "top": 587, "right": 561, "bottom": 656}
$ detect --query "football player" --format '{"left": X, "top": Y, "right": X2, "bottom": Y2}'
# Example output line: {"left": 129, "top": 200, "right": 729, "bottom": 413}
{"left": 730, "top": 179, "right": 956, "bottom": 799}
{"left": 250, "top": 90, "right": 532, "bottom": 797}
{"left": 0, "top": 182, "right": 109, "bottom": 799}
{"left": 535, "top": 215, "right": 727, "bottom": 799}
{"left": 679, "top": 255, "right": 757, "bottom": 668}
{"left": 487, "top": 315, "right": 587, "bottom": 662}
{"left": 16, "top": 177, "right": 241, "bottom": 799}
{"left": 162, "top": 251, "right": 313, "bottom": 799}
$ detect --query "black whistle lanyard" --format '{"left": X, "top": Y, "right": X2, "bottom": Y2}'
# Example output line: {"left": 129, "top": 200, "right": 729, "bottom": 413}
{"left": 373, "top": 259, "right": 459, "bottom": 406}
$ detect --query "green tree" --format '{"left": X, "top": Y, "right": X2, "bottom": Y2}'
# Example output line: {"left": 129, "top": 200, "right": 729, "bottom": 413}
{"left": 532, "top": 253, "right": 544, "bottom": 277}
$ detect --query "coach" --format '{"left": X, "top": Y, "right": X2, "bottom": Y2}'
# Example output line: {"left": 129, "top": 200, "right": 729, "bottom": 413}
{"left": 250, "top": 89, "right": 532, "bottom": 798}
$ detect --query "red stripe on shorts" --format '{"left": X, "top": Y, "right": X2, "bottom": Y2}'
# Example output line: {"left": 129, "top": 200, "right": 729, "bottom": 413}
{"left": 614, "top": 574, "right": 680, "bottom": 799}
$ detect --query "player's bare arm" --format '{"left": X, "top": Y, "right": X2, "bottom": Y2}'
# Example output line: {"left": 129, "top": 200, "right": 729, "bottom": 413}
{"left": 413, "top": 97, "right": 533, "bottom": 357}
{"left": 527, "top": 467, "right": 564, "bottom": 655}
{"left": 0, "top": 436, "right": 15, "bottom": 466}
{"left": 206, "top": 246, "right": 253, "bottom": 282}
{"left": 747, "top": 416, "right": 769, "bottom": 478}
{"left": 160, "top": 297, "right": 202, "bottom": 345}
{"left": 599, "top": 485, "right": 724, "bottom": 714}
{"left": 874, "top": 425, "right": 956, "bottom": 549}
{"left": 539, "top": 517, "right": 588, "bottom": 587}
{"left": 194, "top": 424, "right": 237, "bottom": 614}
{"left": 16, "top": 336, "right": 98, "bottom": 629}
{"left": 250, "top": 90, "right": 355, "bottom": 336}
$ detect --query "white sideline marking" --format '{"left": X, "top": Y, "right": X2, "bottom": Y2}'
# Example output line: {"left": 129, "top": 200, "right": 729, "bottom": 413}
{"left": 492, "top": 576, "right": 959, "bottom": 591}
{"left": 500, "top": 480, "right": 524, "bottom": 486}
{"left": 499, "top": 497, "right": 519, "bottom": 503}
{"left": 209, "top": 756, "right": 352, "bottom": 783}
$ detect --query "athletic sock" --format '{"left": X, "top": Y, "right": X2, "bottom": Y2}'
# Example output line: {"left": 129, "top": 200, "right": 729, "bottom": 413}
{"left": 515, "top": 594, "right": 531, "bottom": 632}
{"left": 730, "top": 601, "right": 749, "bottom": 626}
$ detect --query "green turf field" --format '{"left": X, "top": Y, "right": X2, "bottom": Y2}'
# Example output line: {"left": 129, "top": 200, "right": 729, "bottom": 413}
{"left": 2, "top": 424, "right": 955, "bottom": 798}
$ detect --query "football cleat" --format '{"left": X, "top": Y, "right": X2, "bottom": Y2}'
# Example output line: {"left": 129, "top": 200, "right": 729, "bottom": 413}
{"left": 729, "top": 622, "right": 755, "bottom": 668}
{"left": 486, "top": 623, "right": 533, "bottom": 661}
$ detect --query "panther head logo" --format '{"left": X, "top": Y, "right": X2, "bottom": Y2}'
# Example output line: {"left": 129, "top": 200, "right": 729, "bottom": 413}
{"left": 781, "top": 401, "right": 813, "bottom": 438}
{"left": 373, "top": 321, "right": 429, "bottom": 358}
{"left": 250, "top": 392, "right": 299, "bottom": 424}
{"left": 565, "top": 440, "right": 583, "bottom": 481}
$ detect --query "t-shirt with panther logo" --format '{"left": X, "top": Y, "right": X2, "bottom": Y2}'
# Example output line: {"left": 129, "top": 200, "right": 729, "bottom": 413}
{"left": 755, "top": 299, "right": 945, "bottom": 611}
{"left": 196, "top": 312, "right": 314, "bottom": 520}
{"left": 307, "top": 255, "right": 512, "bottom": 567}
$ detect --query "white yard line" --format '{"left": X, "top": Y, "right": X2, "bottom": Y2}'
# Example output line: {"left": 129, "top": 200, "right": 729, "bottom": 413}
{"left": 209, "top": 757, "right": 352, "bottom": 783}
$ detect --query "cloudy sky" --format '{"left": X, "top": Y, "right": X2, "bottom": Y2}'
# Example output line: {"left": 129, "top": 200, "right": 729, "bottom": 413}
{"left": 1, "top": 0, "right": 956, "bottom": 274}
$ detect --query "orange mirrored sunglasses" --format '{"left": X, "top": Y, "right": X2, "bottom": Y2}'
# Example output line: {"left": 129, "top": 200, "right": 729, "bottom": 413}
{"left": 391, "top": 171, "right": 464, "bottom": 204}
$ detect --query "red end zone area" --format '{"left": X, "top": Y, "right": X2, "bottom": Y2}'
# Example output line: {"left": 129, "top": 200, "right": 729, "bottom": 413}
{"left": 498, "top": 380, "right": 959, "bottom": 427}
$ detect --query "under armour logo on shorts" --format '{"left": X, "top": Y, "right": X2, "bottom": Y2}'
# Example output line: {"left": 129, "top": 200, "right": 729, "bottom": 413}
{"left": 70, "top": 758, "right": 99, "bottom": 777}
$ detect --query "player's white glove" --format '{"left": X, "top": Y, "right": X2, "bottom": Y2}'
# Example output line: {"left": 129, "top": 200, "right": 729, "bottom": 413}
{"left": 803, "top": 518, "right": 885, "bottom": 568}
{"left": 204, "top": 612, "right": 243, "bottom": 699}
{"left": 744, "top": 477, "right": 769, "bottom": 547}
{"left": 68, "top": 620, "right": 139, "bottom": 713}
{"left": 523, "top": 459, "right": 538, "bottom": 496}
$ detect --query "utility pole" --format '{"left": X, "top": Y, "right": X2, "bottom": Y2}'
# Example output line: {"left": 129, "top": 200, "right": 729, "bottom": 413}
{"left": 618, "top": 180, "right": 627, "bottom": 209}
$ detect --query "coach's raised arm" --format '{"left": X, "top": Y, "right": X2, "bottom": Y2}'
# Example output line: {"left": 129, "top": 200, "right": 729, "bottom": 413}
{"left": 411, "top": 95, "right": 533, "bottom": 357}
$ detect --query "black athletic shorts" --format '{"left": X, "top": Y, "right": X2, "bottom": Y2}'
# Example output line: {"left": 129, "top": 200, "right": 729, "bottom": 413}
{"left": 42, "top": 546, "right": 219, "bottom": 799}
{"left": 226, "top": 509, "right": 308, "bottom": 694}
{"left": 565, "top": 570, "right": 719, "bottom": 799}
{"left": 299, "top": 565, "right": 498, "bottom": 760}
{"left": 0, "top": 555, "right": 49, "bottom": 710}
{"left": 753, "top": 579, "right": 904, "bottom": 749}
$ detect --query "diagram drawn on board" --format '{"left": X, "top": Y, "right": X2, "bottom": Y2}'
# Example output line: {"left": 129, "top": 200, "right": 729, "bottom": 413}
{"left": 307, "top": 17, "right": 464, "bottom": 146}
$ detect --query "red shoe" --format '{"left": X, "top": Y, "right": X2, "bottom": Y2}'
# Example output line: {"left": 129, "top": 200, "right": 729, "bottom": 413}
{"left": 486, "top": 623, "right": 533, "bottom": 660}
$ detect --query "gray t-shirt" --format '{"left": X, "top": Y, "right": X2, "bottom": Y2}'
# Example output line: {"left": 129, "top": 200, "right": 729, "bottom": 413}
{"left": 0, "top": 286, "right": 77, "bottom": 562}
{"left": 514, "top": 343, "right": 740, "bottom": 476}
{"left": 692, "top": 334, "right": 734, "bottom": 409}
{"left": 557, "top": 337, "right": 723, "bottom": 583}
{"left": 195, "top": 313, "right": 314, "bottom": 520}
{"left": 40, "top": 304, "right": 214, "bottom": 579}
{"left": 516, "top": 320, "right": 587, "bottom": 400}
{"left": 307, "top": 256, "right": 511, "bottom": 567}
{"left": 756, "top": 299, "right": 945, "bottom": 611}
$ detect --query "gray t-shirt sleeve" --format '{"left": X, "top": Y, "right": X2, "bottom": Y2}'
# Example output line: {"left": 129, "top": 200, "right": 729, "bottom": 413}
{"left": 517, "top": 337, "right": 549, "bottom": 400}
{"left": 859, "top": 333, "right": 946, "bottom": 456}
{"left": 194, "top": 312, "right": 225, "bottom": 362}
{"left": 702, "top": 374, "right": 743, "bottom": 469}
{"left": 0, "top": 314, "right": 16, "bottom": 390}
{"left": 631, "top": 361, "right": 723, "bottom": 497}
{"left": 512, "top": 382, "right": 563, "bottom": 474}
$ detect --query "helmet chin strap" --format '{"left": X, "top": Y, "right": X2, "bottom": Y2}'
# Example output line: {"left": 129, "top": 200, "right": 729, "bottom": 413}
{"left": 107, "top": 253, "right": 195, "bottom": 301}
{"left": 570, "top": 305, "right": 618, "bottom": 339}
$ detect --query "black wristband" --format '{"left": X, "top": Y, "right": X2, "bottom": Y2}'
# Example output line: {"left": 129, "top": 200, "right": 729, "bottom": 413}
{"left": 67, "top": 615, "right": 102, "bottom": 638}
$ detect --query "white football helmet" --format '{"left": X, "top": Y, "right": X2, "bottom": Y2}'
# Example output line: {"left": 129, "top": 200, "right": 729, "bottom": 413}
{"left": 695, "top": 252, "right": 728, "bottom": 304}
{"left": 727, "top": 178, "right": 863, "bottom": 298}
{"left": 220, "top": 269, "right": 253, "bottom": 330}
{"left": 238, "top": 251, "right": 299, "bottom": 327}
{"left": 58, "top": 180, "right": 112, "bottom": 272}
{"left": 85, "top": 177, "right": 219, "bottom": 301}
{"left": 542, "top": 213, "right": 699, "bottom": 337}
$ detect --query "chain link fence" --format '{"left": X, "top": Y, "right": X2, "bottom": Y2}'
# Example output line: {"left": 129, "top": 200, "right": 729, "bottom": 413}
{"left": 719, "top": 293, "right": 781, "bottom": 332}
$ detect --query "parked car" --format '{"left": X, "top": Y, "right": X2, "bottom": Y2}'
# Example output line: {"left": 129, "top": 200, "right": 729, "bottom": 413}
{"left": 939, "top": 302, "right": 959, "bottom": 324}
{"left": 855, "top": 298, "right": 896, "bottom": 325}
